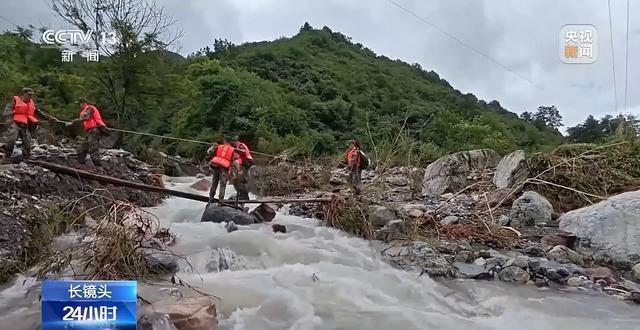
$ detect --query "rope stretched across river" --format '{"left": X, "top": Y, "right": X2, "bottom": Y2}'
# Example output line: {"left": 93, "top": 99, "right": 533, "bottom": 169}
{"left": 26, "top": 117, "right": 290, "bottom": 160}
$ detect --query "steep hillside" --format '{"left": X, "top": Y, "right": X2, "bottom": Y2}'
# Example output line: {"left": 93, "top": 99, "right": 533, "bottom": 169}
{"left": 0, "top": 25, "right": 563, "bottom": 164}
{"left": 204, "top": 25, "right": 563, "bottom": 162}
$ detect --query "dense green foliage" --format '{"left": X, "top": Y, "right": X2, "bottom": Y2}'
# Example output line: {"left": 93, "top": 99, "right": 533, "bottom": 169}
{"left": 566, "top": 114, "right": 640, "bottom": 143}
{"left": 0, "top": 23, "right": 565, "bottom": 164}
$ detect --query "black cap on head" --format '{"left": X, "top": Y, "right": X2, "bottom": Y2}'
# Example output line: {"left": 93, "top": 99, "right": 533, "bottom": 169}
{"left": 22, "top": 87, "right": 35, "bottom": 95}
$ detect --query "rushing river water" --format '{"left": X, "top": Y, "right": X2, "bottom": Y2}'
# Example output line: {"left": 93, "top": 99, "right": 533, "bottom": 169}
{"left": 0, "top": 176, "right": 638, "bottom": 329}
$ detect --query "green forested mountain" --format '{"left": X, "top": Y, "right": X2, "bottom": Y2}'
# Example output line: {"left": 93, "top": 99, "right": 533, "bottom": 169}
{"left": 0, "top": 24, "right": 563, "bottom": 164}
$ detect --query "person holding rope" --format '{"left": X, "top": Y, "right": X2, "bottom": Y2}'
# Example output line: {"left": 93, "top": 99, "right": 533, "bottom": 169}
{"left": 2, "top": 88, "right": 56, "bottom": 162}
{"left": 207, "top": 138, "right": 237, "bottom": 205}
{"left": 65, "top": 98, "right": 109, "bottom": 167}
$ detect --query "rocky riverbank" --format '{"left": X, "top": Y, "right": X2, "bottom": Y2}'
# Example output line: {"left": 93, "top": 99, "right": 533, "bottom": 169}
{"left": 0, "top": 141, "right": 165, "bottom": 281}
{"left": 282, "top": 148, "right": 640, "bottom": 305}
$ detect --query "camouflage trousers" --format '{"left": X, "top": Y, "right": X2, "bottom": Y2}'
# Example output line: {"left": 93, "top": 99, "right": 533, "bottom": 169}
{"left": 78, "top": 128, "right": 101, "bottom": 165}
{"left": 349, "top": 166, "right": 362, "bottom": 194}
{"left": 231, "top": 166, "right": 251, "bottom": 205}
{"left": 209, "top": 165, "right": 230, "bottom": 202}
{"left": 3, "top": 122, "right": 32, "bottom": 158}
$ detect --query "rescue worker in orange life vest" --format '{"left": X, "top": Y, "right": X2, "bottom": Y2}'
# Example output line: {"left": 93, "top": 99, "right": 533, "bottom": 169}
{"left": 66, "top": 98, "right": 109, "bottom": 166}
{"left": 346, "top": 140, "right": 363, "bottom": 195}
{"left": 207, "top": 138, "right": 237, "bottom": 204}
{"left": 2, "top": 88, "right": 54, "bottom": 162}
{"left": 229, "top": 136, "right": 252, "bottom": 203}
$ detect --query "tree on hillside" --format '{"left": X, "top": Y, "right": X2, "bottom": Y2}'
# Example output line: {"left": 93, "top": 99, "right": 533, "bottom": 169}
{"left": 213, "top": 38, "right": 235, "bottom": 53}
{"left": 520, "top": 111, "right": 533, "bottom": 122}
{"left": 533, "top": 105, "right": 563, "bottom": 130}
{"left": 567, "top": 114, "right": 639, "bottom": 143}
{"left": 51, "top": 0, "right": 183, "bottom": 124}
{"left": 300, "top": 22, "right": 313, "bottom": 32}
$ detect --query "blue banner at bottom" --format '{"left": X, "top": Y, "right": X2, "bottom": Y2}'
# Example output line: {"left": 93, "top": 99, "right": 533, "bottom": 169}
{"left": 41, "top": 301, "right": 136, "bottom": 330}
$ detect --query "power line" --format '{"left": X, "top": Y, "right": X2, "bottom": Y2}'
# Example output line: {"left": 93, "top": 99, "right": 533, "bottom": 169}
{"left": 624, "top": 0, "right": 630, "bottom": 112}
{"left": 385, "top": 0, "right": 543, "bottom": 90}
{"left": 0, "top": 14, "right": 21, "bottom": 29}
{"left": 608, "top": 0, "right": 619, "bottom": 113}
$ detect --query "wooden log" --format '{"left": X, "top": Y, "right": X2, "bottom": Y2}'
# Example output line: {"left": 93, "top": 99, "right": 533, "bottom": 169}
{"left": 28, "top": 160, "right": 332, "bottom": 205}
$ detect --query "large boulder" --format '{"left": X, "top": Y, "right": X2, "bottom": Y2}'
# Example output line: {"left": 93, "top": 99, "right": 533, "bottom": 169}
{"left": 381, "top": 241, "right": 454, "bottom": 277}
{"left": 200, "top": 204, "right": 255, "bottom": 225}
{"left": 368, "top": 206, "right": 398, "bottom": 227}
{"left": 250, "top": 204, "right": 276, "bottom": 223}
{"left": 546, "top": 245, "right": 584, "bottom": 266}
{"left": 510, "top": 191, "right": 553, "bottom": 227}
{"left": 138, "top": 296, "right": 218, "bottom": 330}
{"left": 559, "top": 190, "right": 640, "bottom": 269}
{"left": 421, "top": 149, "right": 500, "bottom": 197}
{"left": 631, "top": 263, "right": 640, "bottom": 283}
{"left": 499, "top": 265, "right": 530, "bottom": 284}
{"left": 492, "top": 150, "right": 529, "bottom": 189}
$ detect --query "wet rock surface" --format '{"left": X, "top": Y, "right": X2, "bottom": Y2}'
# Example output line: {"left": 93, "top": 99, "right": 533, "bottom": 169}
{"left": 381, "top": 241, "right": 454, "bottom": 278}
{"left": 138, "top": 295, "right": 218, "bottom": 330}
{"left": 559, "top": 190, "right": 640, "bottom": 269}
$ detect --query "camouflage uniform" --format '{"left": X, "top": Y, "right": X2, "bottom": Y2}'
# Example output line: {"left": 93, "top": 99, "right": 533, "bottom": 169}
{"left": 231, "top": 165, "right": 251, "bottom": 206}
{"left": 73, "top": 106, "right": 103, "bottom": 165}
{"left": 77, "top": 127, "right": 102, "bottom": 165}
{"left": 207, "top": 144, "right": 236, "bottom": 203}
{"left": 347, "top": 148, "right": 363, "bottom": 194}
{"left": 2, "top": 99, "right": 36, "bottom": 159}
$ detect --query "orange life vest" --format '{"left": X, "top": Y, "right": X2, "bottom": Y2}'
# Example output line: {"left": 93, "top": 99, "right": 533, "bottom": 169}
{"left": 80, "top": 104, "right": 106, "bottom": 131}
{"left": 235, "top": 142, "right": 253, "bottom": 165}
{"left": 12, "top": 96, "right": 38, "bottom": 125}
{"left": 347, "top": 148, "right": 361, "bottom": 167}
{"left": 210, "top": 143, "right": 234, "bottom": 168}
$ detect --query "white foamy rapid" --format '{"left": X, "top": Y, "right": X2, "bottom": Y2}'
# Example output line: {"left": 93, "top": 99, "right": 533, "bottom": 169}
{"left": 0, "top": 176, "right": 638, "bottom": 329}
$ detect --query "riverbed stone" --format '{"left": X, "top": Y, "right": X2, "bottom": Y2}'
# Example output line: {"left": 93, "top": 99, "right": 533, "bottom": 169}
{"left": 407, "top": 209, "right": 424, "bottom": 218}
{"left": 499, "top": 266, "right": 530, "bottom": 284}
{"left": 541, "top": 232, "right": 577, "bottom": 250}
{"left": 493, "top": 150, "right": 528, "bottom": 189}
{"left": 524, "top": 245, "right": 546, "bottom": 257}
{"left": 585, "top": 267, "right": 620, "bottom": 284}
{"left": 566, "top": 276, "right": 581, "bottom": 287}
{"left": 381, "top": 241, "right": 454, "bottom": 278}
{"left": 455, "top": 250, "right": 476, "bottom": 263}
{"left": 189, "top": 178, "right": 211, "bottom": 192}
{"left": 272, "top": 224, "right": 287, "bottom": 233}
{"left": 546, "top": 245, "right": 584, "bottom": 266}
{"left": 632, "top": 263, "right": 640, "bottom": 283}
{"left": 138, "top": 296, "right": 218, "bottom": 330}
{"left": 386, "top": 175, "right": 409, "bottom": 186}
{"left": 200, "top": 204, "right": 255, "bottom": 225}
{"left": 368, "top": 206, "right": 398, "bottom": 227}
{"left": 251, "top": 204, "right": 276, "bottom": 223}
{"left": 226, "top": 221, "right": 238, "bottom": 233}
{"left": 497, "top": 215, "right": 510, "bottom": 226}
{"left": 454, "top": 262, "right": 493, "bottom": 280}
{"left": 510, "top": 191, "right": 554, "bottom": 227}
{"left": 559, "top": 190, "right": 640, "bottom": 269}
{"left": 421, "top": 149, "right": 500, "bottom": 197}
{"left": 440, "top": 215, "right": 459, "bottom": 225}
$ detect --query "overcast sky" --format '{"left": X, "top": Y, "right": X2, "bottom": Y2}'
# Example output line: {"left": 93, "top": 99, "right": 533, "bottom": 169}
{"left": 1, "top": 0, "right": 638, "bottom": 129}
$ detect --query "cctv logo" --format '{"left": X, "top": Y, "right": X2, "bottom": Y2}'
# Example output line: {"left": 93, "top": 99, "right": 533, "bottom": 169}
{"left": 42, "top": 30, "right": 119, "bottom": 46}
